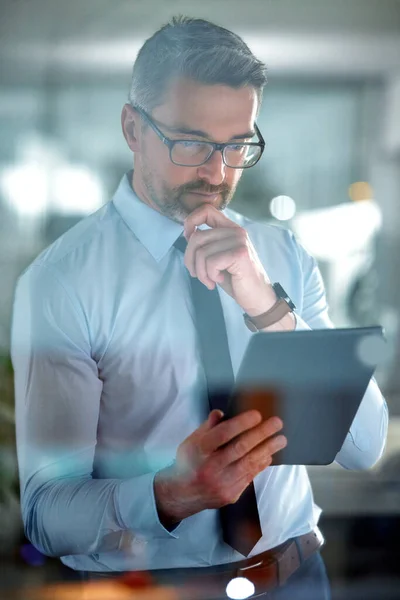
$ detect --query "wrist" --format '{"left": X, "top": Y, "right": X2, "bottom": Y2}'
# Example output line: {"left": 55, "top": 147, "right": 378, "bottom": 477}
{"left": 243, "top": 282, "right": 296, "bottom": 332}
{"left": 243, "top": 284, "right": 277, "bottom": 318}
{"left": 154, "top": 466, "right": 187, "bottom": 528}
{"left": 259, "top": 311, "right": 296, "bottom": 332}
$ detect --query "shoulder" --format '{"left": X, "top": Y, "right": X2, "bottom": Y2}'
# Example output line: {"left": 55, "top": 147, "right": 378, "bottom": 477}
{"left": 17, "top": 200, "right": 125, "bottom": 289}
{"left": 28, "top": 202, "right": 113, "bottom": 269}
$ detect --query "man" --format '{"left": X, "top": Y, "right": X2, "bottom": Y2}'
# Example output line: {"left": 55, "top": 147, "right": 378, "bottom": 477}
{"left": 12, "top": 16, "right": 388, "bottom": 599}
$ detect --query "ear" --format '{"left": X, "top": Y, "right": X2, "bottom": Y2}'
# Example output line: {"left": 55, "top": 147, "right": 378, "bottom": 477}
{"left": 121, "top": 103, "right": 141, "bottom": 152}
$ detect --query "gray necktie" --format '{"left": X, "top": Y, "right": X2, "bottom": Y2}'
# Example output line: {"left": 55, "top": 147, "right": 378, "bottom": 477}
{"left": 174, "top": 235, "right": 262, "bottom": 556}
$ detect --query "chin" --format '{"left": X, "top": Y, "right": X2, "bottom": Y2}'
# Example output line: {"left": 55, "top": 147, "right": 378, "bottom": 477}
{"left": 186, "top": 197, "right": 227, "bottom": 212}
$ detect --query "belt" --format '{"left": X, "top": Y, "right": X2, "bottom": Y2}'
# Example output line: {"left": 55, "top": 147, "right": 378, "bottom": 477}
{"left": 119, "top": 528, "right": 325, "bottom": 598}
{"left": 229, "top": 528, "right": 324, "bottom": 596}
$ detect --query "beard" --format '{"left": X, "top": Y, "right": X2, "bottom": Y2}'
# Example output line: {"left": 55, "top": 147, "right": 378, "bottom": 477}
{"left": 141, "top": 162, "right": 236, "bottom": 224}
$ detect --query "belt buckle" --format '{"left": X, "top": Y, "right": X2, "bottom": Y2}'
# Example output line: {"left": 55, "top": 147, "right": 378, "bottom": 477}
{"left": 235, "top": 558, "right": 265, "bottom": 596}
{"left": 237, "top": 559, "right": 264, "bottom": 574}
{"left": 236, "top": 556, "right": 277, "bottom": 594}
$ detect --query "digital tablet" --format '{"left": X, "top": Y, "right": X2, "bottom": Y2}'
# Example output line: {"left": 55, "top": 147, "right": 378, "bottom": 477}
{"left": 228, "top": 326, "right": 385, "bottom": 465}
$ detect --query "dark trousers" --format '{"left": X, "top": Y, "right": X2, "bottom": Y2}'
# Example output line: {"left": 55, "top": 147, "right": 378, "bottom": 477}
{"left": 267, "top": 551, "right": 330, "bottom": 600}
{"left": 79, "top": 551, "right": 331, "bottom": 600}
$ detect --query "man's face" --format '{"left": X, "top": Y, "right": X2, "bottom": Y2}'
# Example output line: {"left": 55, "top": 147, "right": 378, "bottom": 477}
{"left": 132, "top": 78, "right": 259, "bottom": 223}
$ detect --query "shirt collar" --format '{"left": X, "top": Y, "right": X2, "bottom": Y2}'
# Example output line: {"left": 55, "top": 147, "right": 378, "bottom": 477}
{"left": 112, "top": 172, "right": 184, "bottom": 262}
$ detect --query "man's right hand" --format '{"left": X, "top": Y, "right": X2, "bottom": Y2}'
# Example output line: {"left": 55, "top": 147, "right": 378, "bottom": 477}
{"left": 154, "top": 409, "right": 286, "bottom": 527}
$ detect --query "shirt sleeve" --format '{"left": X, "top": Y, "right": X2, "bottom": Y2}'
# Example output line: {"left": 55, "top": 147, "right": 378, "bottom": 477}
{"left": 12, "top": 264, "right": 176, "bottom": 558}
{"left": 290, "top": 233, "right": 389, "bottom": 470}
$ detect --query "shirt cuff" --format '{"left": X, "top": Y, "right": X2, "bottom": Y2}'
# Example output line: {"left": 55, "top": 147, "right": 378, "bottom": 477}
{"left": 117, "top": 472, "right": 184, "bottom": 540}
{"left": 293, "top": 312, "right": 311, "bottom": 331}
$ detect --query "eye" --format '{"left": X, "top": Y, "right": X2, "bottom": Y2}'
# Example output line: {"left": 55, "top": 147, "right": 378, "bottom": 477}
{"left": 229, "top": 144, "right": 247, "bottom": 152}
{"left": 178, "top": 140, "right": 205, "bottom": 149}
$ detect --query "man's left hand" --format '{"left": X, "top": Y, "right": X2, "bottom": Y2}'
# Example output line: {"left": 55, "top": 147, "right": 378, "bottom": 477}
{"left": 183, "top": 204, "right": 277, "bottom": 317}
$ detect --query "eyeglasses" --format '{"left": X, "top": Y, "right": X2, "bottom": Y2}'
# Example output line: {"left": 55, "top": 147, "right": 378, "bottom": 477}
{"left": 134, "top": 105, "right": 265, "bottom": 169}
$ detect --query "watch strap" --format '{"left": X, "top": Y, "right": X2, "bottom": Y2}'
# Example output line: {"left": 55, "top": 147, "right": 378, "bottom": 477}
{"left": 243, "top": 298, "right": 293, "bottom": 332}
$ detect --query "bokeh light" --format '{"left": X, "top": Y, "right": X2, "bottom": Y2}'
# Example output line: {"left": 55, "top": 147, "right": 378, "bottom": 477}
{"left": 226, "top": 577, "right": 255, "bottom": 599}
{"left": 356, "top": 334, "right": 389, "bottom": 368}
{"left": 348, "top": 181, "right": 374, "bottom": 202}
{"left": 269, "top": 195, "right": 297, "bottom": 221}
{"left": 1, "top": 165, "right": 48, "bottom": 216}
{"left": 53, "top": 167, "right": 104, "bottom": 215}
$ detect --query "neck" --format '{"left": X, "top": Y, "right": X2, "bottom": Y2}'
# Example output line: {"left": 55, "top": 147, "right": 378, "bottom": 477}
{"left": 131, "top": 168, "right": 163, "bottom": 215}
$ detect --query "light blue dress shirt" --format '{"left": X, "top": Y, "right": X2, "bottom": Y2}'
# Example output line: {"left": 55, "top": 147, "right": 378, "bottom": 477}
{"left": 11, "top": 172, "right": 388, "bottom": 572}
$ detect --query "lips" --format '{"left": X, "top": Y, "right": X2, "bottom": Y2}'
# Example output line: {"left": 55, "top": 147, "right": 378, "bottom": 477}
{"left": 189, "top": 191, "right": 220, "bottom": 197}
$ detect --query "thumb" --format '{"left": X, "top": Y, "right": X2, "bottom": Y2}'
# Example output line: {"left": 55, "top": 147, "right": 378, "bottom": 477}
{"left": 176, "top": 410, "right": 225, "bottom": 473}
{"left": 206, "top": 409, "right": 225, "bottom": 428}
{"left": 195, "top": 410, "right": 224, "bottom": 435}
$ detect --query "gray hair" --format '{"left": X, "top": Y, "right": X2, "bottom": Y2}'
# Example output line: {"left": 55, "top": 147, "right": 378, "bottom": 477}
{"left": 129, "top": 16, "right": 267, "bottom": 114}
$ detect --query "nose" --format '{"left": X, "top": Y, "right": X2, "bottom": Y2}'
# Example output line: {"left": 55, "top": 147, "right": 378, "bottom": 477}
{"left": 196, "top": 149, "right": 226, "bottom": 187}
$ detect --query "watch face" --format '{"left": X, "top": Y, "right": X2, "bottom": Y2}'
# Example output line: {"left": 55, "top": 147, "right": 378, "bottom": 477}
{"left": 273, "top": 282, "right": 296, "bottom": 311}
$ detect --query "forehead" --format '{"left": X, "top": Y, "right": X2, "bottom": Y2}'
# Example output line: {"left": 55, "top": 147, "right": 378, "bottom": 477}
{"left": 152, "top": 78, "right": 259, "bottom": 140}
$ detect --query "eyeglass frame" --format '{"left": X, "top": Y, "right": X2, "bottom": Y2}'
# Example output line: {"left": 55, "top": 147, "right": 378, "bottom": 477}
{"left": 133, "top": 105, "right": 265, "bottom": 169}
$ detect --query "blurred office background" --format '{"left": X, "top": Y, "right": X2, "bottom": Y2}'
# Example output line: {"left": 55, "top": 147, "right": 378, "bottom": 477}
{"left": 0, "top": 0, "right": 400, "bottom": 598}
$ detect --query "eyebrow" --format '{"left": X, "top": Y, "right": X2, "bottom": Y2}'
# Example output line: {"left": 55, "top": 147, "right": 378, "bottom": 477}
{"left": 158, "top": 122, "right": 256, "bottom": 141}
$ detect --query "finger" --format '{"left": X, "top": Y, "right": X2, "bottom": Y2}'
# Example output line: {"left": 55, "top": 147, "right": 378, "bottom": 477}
{"left": 192, "top": 410, "right": 226, "bottom": 446}
{"left": 184, "top": 228, "right": 237, "bottom": 278}
{"left": 207, "top": 409, "right": 225, "bottom": 429}
{"left": 184, "top": 204, "right": 240, "bottom": 240}
{"left": 208, "top": 456, "right": 274, "bottom": 506}
{"left": 235, "top": 433, "right": 287, "bottom": 480}
{"left": 220, "top": 459, "right": 276, "bottom": 505}
{"left": 194, "top": 410, "right": 225, "bottom": 437}
{"left": 205, "top": 429, "right": 286, "bottom": 506}
{"left": 210, "top": 416, "right": 284, "bottom": 472}
{"left": 176, "top": 410, "right": 224, "bottom": 473}
{"left": 205, "top": 245, "right": 249, "bottom": 285}
{"left": 199, "top": 410, "right": 262, "bottom": 457}
{"left": 210, "top": 433, "right": 286, "bottom": 500}
{"left": 194, "top": 238, "right": 240, "bottom": 289}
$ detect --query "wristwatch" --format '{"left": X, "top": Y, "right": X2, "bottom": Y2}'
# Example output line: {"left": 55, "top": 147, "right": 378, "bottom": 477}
{"left": 243, "top": 282, "right": 296, "bottom": 332}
